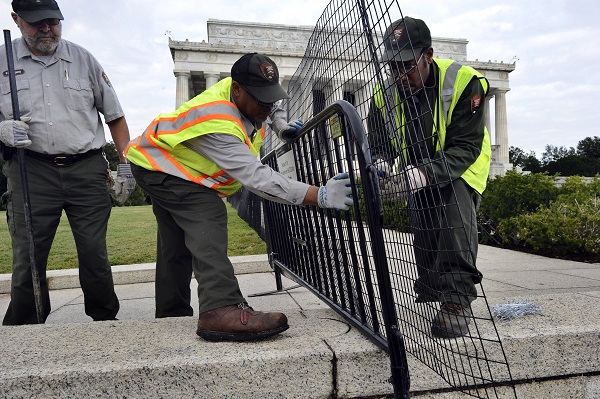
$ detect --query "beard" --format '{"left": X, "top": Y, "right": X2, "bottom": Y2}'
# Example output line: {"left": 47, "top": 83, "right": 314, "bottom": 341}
{"left": 20, "top": 26, "right": 61, "bottom": 55}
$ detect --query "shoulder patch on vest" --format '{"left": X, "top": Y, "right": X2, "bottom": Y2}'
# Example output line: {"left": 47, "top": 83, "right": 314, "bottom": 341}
{"left": 470, "top": 94, "right": 481, "bottom": 114}
{"left": 102, "top": 71, "right": 112, "bottom": 87}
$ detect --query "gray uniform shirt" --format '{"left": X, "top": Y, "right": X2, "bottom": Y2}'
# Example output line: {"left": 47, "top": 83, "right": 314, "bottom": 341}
{"left": 0, "top": 38, "right": 124, "bottom": 155}
{"left": 185, "top": 106, "right": 311, "bottom": 206}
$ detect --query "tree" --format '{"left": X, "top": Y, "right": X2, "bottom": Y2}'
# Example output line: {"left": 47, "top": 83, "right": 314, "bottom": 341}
{"left": 541, "top": 144, "right": 576, "bottom": 166}
{"left": 509, "top": 146, "right": 541, "bottom": 172}
{"left": 577, "top": 136, "right": 600, "bottom": 159}
{"left": 509, "top": 146, "right": 526, "bottom": 165}
{"left": 521, "top": 155, "right": 542, "bottom": 173}
{"left": 543, "top": 155, "right": 600, "bottom": 176}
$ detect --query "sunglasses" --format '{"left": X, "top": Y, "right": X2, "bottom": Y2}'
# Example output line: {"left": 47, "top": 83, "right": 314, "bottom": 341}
{"left": 385, "top": 53, "right": 424, "bottom": 79}
{"left": 239, "top": 85, "right": 277, "bottom": 111}
{"left": 24, "top": 17, "right": 61, "bottom": 27}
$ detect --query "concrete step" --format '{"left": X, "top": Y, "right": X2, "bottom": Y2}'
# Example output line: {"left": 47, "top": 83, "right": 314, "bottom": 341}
{"left": 0, "top": 254, "right": 271, "bottom": 294}
{"left": 1, "top": 252, "right": 599, "bottom": 398}
{"left": 1, "top": 292, "right": 599, "bottom": 398}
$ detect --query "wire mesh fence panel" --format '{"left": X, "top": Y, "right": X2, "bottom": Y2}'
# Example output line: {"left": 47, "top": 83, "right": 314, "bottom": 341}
{"left": 229, "top": 0, "right": 518, "bottom": 397}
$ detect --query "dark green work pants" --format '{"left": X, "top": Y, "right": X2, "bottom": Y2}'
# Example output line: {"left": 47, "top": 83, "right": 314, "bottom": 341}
{"left": 131, "top": 165, "right": 245, "bottom": 317}
{"left": 2, "top": 153, "right": 119, "bottom": 325}
{"left": 411, "top": 178, "right": 483, "bottom": 307}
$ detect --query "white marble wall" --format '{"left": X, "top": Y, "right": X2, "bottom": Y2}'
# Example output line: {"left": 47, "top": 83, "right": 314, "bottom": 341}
{"left": 169, "top": 19, "right": 515, "bottom": 176}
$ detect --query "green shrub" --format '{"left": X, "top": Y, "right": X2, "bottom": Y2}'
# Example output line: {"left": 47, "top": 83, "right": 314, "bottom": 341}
{"left": 498, "top": 195, "right": 600, "bottom": 257}
{"left": 479, "top": 170, "right": 559, "bottom": 222}
{"left": 481, "top": 174, "right": 600, "bottom": 260}
{"left": 556, "top": 175, "right": 600, "bottom": 202}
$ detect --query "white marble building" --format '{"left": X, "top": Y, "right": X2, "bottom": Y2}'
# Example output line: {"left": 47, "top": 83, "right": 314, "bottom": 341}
{"left": 169, "top": 19, "right": 515, "bottom": 176}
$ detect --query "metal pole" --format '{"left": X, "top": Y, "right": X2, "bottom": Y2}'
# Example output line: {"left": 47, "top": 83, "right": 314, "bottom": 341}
{"left": 357, "top": 2, "right": 411, "bottom": 397}
{"left": 4, "top": 29, "right": 44, "bottom": 324}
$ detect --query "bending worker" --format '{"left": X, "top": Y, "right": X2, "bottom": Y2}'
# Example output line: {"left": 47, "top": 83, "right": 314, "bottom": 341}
{"left": 367, "top": 17, "right": 491, "bottom": 338}
{"left": 126, "top": 52, "right": 353, "bottom": 342}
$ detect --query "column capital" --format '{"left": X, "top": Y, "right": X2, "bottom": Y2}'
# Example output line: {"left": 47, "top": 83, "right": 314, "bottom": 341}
{"left": 489, "top": 87, "right": 509, "bottom": 97}
{"left": 173, "top": 70, "right": 191, "bottom": 78}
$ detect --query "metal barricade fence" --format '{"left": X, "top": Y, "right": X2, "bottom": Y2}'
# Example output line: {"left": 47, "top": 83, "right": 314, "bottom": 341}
{"left": 229, "top": 0, "right": 518, "bottom": 397}
{"left": 261, "top": 100, "right": 412, "bottom": 398}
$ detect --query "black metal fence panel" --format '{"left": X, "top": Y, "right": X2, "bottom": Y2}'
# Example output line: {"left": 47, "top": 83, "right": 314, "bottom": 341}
{"left": 229, "top": 0, "right": 518, "bottom": 398}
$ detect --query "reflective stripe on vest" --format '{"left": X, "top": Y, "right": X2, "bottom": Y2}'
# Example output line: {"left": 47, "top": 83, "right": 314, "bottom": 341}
{"left": 125, "top": 78, "right": 264, "bottom": 196}
{"left": 373, "top": 59, "right": 491, "bottom": 194}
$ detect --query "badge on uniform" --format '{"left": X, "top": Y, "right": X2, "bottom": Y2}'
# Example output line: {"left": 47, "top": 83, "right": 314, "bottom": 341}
{"left": 470, "top": 94, "right": 481, "bottom": 114}
{"left": 102, "top": 71, "right": 112, "bottom": 87}
{"left": 3, "top": 69, "right": 24, "bottom": 77}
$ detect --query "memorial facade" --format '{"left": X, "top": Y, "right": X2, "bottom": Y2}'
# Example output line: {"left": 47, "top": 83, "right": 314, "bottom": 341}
{"left": 169, "top": 19, "right": 515, "bottom": 176}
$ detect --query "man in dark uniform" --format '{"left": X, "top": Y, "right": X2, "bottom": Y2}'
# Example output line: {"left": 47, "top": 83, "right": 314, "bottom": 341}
{"left": 0, "top": 0, "right": 134, "bottom": 324}
{"left": 367, "top": 17, "right": 491, "bottom": 338}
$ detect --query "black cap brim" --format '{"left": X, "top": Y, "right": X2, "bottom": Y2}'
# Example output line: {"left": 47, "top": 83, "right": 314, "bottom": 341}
{"left": 246, "top": 83, "right": 290, "bottom": 103}
{"left": 381, "top": 47, "right": 424, "bottom": 63}
{"left": 18, "top": 9, "right": 63, "bottom": 24}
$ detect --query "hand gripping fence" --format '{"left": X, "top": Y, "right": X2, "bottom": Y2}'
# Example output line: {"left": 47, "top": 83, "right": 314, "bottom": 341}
{"left": 228, "top": 0, "right": 518, "bottom": 397}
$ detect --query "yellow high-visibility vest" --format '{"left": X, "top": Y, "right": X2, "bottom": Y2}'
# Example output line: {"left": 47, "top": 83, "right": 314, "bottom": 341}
{"left": 374, "top": 59, "right": 491, "bottom": 194}
{"left": 125, "top": 78, "right": 264, "bottom": 196}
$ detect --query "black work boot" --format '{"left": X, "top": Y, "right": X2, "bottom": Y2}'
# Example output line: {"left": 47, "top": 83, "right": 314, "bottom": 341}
{"left": 431, "top": 302, "right": 472, "bottom": 338}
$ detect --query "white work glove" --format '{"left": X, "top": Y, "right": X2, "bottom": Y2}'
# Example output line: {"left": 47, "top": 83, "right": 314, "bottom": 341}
{"left": 403, "top": 165, "right": 427, "bottom": 193}
{"left": 379, "top": 165, "right": 427, "bottom": 203}
{"left": 112, "top": 163, "right": 136, "bottom": 204}
{"left": 279, "top": 119, "right": 303, "bottom": 144}
{"left": 317, "top": 172, "right": 353, "bottom": 211}
{"left": 0, "top": 117, "right": 32, "bottom": 148}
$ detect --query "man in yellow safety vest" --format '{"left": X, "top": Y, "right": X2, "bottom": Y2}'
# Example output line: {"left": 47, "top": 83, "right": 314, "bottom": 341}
{"left": 367, "top": 17, "right": 491, "bottom": 338}
{"left": 126, "top": 53, "right": 353, "bottom": 341}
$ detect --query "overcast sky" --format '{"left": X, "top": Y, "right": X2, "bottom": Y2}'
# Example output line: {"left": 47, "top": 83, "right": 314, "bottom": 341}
{"left": 2, "top": 0, "right": 598, "bottom": 157}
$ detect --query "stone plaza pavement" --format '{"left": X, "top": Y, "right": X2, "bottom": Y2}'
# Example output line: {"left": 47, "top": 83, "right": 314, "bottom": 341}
{"left": 0, "top": 245, "right": 599, "bottom": 398}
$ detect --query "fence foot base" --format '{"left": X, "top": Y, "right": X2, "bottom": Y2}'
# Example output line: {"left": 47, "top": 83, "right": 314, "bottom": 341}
{"left": 248, "top": 284, "right": 302, "bottom": 297}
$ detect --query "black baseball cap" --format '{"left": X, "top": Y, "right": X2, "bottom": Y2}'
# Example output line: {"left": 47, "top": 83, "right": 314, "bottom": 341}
{"left": 231, "top": 53, "right": 289, "bottom": 103}
{"left": 12, "top": 0, "right": 64, "bottom": 24}
{"left": 381, "top": 17, "right": 431, "bottom": 62}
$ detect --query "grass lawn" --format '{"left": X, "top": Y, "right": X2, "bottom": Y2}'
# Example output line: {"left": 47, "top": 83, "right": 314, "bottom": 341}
{"left": 0, "top": 203, "right": 267, "bottom": 274}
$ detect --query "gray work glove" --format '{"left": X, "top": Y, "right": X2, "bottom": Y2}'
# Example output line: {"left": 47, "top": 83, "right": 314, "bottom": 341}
{"left": 112, "top": 163, "right": 136, "bottom": 204}
{"left": 279, "top": 119, "right": 303, "bottom": 144}
{"left": 0, "top": 117, "right": 32, "bottom": 148}
{"left": 375, "top": 160, "right": 403, "bottom": 202}
{"left": 317, "top": 172, "right": 353, "bottom": 211}
{"left": 379, "top": 165, "right": 427, "bottom": 203}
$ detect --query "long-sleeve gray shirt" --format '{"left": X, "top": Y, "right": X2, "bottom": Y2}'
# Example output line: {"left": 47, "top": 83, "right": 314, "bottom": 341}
{"left": 184, "top": 106, "right": 311, "bottom": 206}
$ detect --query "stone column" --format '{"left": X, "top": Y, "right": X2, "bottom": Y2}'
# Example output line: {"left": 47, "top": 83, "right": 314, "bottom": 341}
{"left": 279, "top": 76, "right": 289, "bottom": 117}
{"left": 279, "top": 76, "right": 289, "bottom": 94}
{"left": 205, "top": 72, "right": 220, "bottom": 89}
{"left": 494, "top": 89, "right": 509, "bottom": 165}
{"left": 174, "top": 71, "right": 191, "bottom": 109}
{"left": 332, "top": 82, "right": 344, "bottom": 102}
{"left": 484, "top": 94, "right": 492, "bottom": 134}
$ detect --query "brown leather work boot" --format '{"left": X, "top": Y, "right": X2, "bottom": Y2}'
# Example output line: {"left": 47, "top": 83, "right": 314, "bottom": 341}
{"left": 196, "top": 303, "right": 288, "bottom": 342}
{"left": 431, "top": 302, "right": 472, "bottom": 338}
